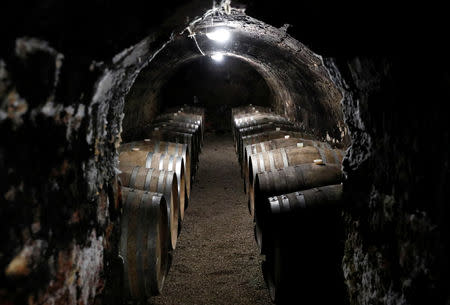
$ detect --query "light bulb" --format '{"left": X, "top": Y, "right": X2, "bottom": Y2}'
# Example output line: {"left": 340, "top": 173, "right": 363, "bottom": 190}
{"left": 206, "top": 29, "right": 231, "bottom": 43}
{"left": 211, "top": 53, "right": 224, "bottom": 62}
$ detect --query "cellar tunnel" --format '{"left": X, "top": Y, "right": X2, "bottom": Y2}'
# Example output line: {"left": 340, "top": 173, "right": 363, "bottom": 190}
{"left": 120, "top": 8, "right": 346, "bottom": 145}
{"left": 0, "top": 1, "right": 449, "bottom": 305}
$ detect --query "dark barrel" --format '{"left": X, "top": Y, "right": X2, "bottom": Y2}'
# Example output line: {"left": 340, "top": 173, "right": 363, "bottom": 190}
{"left": 151, "top": 125, "right": 201, "bottom": 156}
{"left": 153, "top": 111, "right": 204, "bottom": 144}
{"left": 120, "top": 187, "right": 169, "bottom": 300}
{"left": 253, "top": 164, "right": 342, "bottom": 252}
{"left": 261, "top": 184, "right": 346, "bottom": 304}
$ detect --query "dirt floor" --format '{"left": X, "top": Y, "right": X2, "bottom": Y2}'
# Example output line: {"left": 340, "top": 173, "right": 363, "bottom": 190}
{"left": 150, "top": 132, "right": 272, "bottom": 305}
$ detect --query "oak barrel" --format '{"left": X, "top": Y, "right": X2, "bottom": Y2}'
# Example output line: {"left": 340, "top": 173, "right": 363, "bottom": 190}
{"left": 119, "top": 151, "right": 188, "bottom": 200}
{"left": 149, "top": 129, "right": 199, "bottom": 171}
{"left": 242, "top": 137, "right": 331, "bottom": 193}
{"left": 119, "top": 140, "right": 191, "bottom": 192}
{"left": 247, "top": 145, "right": 344, "bottom": 210}
{"left": 119, "top": 166, "right": 183, "bottom": 248}
{"left": 120, "top": 187, "right": 169, "bottom": 299}
{"left": 253, "top": 165, "right": 342, "bottom": 252}
{"left": 261, "top": 184, "right": 346, "bottom": 304}
{"left": 238, "top": 130, "right": 307, "bottom": 168}
{"left": 154, "top": 112, "right": 203, "bottom": 141}
{"left": 151, "top": 125, "right": 201, "bottom": 155}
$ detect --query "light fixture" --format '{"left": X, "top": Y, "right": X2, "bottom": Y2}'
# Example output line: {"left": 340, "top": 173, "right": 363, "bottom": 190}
{"left": 211, "top": 52, "right": 224, "bottom": 62}
{"left": 206, "top": 28, "right": 231, "bottom": 43}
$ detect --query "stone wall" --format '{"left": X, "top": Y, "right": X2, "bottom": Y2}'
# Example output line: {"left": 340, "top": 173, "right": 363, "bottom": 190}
{"left": 0, "top": 38, "right": 123, "bottom": 305}
{"left": 326, "top": 57, "right": 450, "bottom": 305}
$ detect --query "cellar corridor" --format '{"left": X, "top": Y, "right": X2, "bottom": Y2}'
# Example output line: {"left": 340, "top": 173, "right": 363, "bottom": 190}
{"left": 1, "top": 1, "right": 449, "bottom": 305}
{"left": 151, "top": 133, "right": 271, "bottom": 305}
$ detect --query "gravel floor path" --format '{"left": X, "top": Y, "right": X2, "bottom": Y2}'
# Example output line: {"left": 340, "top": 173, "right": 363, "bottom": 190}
{"left": 150, "top": 132, "right": 272, "bottom": 305}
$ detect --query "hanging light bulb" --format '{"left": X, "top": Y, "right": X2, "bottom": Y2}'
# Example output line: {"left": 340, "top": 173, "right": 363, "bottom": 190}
{"left": 206, "top": 28, "right": 231, "bottom": 43}
{"left": 211, "top": 52, "right": 224, "bottom": 62}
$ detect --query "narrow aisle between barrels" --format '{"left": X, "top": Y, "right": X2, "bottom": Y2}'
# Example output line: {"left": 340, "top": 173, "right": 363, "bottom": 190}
{"left": 151, "top": 132, "right": 272, "bottom": 305}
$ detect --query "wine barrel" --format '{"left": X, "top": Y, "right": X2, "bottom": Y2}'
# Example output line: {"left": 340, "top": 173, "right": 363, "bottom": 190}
{"left": 151, "top": 125, "right": 201, "bottom": 155}
{"left": 244, "top": 136, "right": 331, "bottom": 173}
{"left": 119, "top": 151, "right": 188, "bottom": 200}
{"left": 238, "top": 130, "right": 308, "bottom": 168}
{"left": 235, "top": 121, "right": 297, "bottom": 152}
{"left": 232, "top": 105, "right": 271, "bottom": 116}
{"left": 268, "top": 184, "right": 344, "bottom": 215}
{"left": 154, "top": 112, "right": 204, "bottom": 142}
{"left": 253, "top": 165, "right": 342, "bottom": 252}
{"left": 236, "top": 124, "right": 302, "bottom": 163}
{"left": 153, "top": 120, "right": 200, "bottom": 135}
{"left": 231, "top": 105, "right": 272, "bottom": 136}
{"left": 242, "top": 137, "right": 331, "bottom": 192}
{"left": 119, "top": 140, "right": 191, "bottom": 192}
{"left": 149, "top": 129, "right": 199, "bottom": 172}
{"left": 235, "top": 115, "right": 291, "bottom": 131}
{"left": 232, "top": 110, "right": 277, "bottom": 123}
{"left": 120, "top": 187, "right": 169, "bottom": 299}
{"left": 179, "top": 105, "right": 205, "bottom": 125}
{"left": 152, "top": 123, "right": 202, "bottom": 154}
{"left": 247, "top": 146, "right": 344, "bottom": 215}
{"left": 119, "top": 166, "right": 183, "bottom": 246}
{"left": 233, "top": 114, "right": 288, "bottom": 143}
{"left": 166, "top": 105, "right": 205, "bottom": 125}
{"left": 261, "top": 184, "right": 345, "bottom": 304}
{"left": 178, "top": 107, "right": 205, "bottom": 141}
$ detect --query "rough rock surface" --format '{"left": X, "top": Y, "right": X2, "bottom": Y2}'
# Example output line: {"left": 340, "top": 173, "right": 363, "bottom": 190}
{"left": 326, "top": 57, "right": 450, "bottom": 304}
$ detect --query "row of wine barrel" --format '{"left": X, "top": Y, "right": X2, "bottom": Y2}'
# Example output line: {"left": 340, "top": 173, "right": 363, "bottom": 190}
{"left": 118, "top": 105, "right": 205, "bottom": 301}
{"left": 232, "top": 105, "right": 347, "bottom": 303}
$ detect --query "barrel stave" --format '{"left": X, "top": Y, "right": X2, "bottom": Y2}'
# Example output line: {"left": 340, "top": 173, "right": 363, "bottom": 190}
{"left": 120, "top": 187, "right": 169, "bottom": 300}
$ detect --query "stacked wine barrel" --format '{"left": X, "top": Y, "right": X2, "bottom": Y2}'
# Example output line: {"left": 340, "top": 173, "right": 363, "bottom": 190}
{"left": 232, "top": 105, "right": 347, "bottom": 304}
{"left": 118, "top": 105, "right": 204, "bottom": 301}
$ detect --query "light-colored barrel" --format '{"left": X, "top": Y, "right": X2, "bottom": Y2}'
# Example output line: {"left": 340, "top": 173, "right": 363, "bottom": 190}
{"left": 119, "top": 166, "right": 184, "bottom": 244}
{"left": 231, "top": 105, "right": 271, "bottom": 116}
{"left": 149, "top": 129, "right": 199, "bottom": 173}
{"left": 238, "top": 130, "right": 308, "bottom": 167}
{"left": 248, "top": 146, "right": 344, "bottom": 214}
{"left": 244, "top": 137, "right": 331, "bottom": 173}
{"left": 242, "top": 137, "right": 331, "bottom": 193}
{"left": 233, "top": 113, "right": 288, "bottom": 142}
{"left": 231, "top": 105, "right": 272, "bottom": 135}
{"left": 119, "top": 140, "right": 191, "bottom": 191}
{"left": 120, "top": 187, "right": 169, "bottom": 299}
{"left": 119, "top": 151, "right": 188, "bottom": 200}
{"left": 236, "top": 122, "right": 298, "bottom": 154}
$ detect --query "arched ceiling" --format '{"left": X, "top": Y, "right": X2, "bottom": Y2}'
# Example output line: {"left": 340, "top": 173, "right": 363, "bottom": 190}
{"left": 122, "top": 8, "right": 346, "bottom": 143}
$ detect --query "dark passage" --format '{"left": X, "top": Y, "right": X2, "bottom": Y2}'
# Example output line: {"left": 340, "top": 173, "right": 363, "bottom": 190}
{"left": 152, "top": 133, "right": 271, "bottom": 305}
